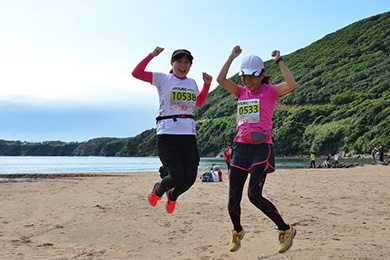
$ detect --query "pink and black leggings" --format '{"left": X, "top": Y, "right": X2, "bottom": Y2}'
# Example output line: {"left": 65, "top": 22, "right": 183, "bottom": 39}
{"left": 228, "top": 144, "right": 290, "bottom": 232}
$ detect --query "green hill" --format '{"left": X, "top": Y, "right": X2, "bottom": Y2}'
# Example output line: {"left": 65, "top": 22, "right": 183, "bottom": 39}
{"left": 1, "top": 12, "right": 389, "bottom": 157}
{"left": 196, "top": 12, "right": 390, "bottom": 156}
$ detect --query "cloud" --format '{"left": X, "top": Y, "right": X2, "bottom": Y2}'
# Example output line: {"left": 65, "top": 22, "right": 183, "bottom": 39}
{"left": 0, "top": 41, "right": 157, "bottom": 107}
{"left": 0, "top": 41, "right": 160, "bottom": 142}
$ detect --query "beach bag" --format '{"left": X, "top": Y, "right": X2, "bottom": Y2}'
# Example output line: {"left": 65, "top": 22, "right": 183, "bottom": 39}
{"left": 201, "top": 172, "right": 213, "bottom": 182}
{"left": 240, "top": 127, "right": 268, "bottom": 145}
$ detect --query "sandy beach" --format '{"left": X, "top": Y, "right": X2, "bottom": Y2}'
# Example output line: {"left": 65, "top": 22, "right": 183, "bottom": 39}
{"left": 1, "top": 164, "right": 389, "bottom": 260}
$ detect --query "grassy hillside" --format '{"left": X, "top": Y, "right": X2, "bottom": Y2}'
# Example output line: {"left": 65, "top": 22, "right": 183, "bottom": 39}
{"left": 1, "top": 12, "right": 389, "bottom": 157}
{"left": 195, "top": 12, "right": 390, "bottom": 156}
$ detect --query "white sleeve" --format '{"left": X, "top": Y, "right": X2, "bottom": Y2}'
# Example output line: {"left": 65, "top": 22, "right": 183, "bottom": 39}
{"left": 152, "top": 72, "right": 168, "bottom": 87}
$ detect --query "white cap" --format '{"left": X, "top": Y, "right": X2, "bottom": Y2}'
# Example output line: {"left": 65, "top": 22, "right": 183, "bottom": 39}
{"left": 239, "top": 54, "right": 264, "bottom": 76}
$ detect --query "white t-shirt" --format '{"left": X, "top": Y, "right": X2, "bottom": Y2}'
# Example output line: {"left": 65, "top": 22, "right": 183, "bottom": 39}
{"left": 152, "top": 72, "right": 199, "bottom": 135}
{"left": 211, "top": 171, "right": 220, "bottom": 182}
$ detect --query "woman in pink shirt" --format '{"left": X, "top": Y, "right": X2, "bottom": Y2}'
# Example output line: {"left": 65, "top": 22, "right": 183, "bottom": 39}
{"left": 217, "top": 46, "right": 296, "bottom": 253}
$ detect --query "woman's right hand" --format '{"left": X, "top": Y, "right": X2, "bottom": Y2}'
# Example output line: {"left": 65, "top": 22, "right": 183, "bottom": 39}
{"left": 152, "top": 46, "right": 164, "bottom": 57}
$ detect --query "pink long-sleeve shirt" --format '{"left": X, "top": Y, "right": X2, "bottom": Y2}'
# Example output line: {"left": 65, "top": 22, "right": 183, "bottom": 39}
{"left": 131, "top": 53, "right": 210, "bottom": 107}
{"left": 132, "top": 53, "right": 210, "bottom": 135}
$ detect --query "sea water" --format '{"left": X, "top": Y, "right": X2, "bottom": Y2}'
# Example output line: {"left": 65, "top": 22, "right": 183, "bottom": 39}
{"left": 0, "top": 156, "right": 371, "bottom": 175}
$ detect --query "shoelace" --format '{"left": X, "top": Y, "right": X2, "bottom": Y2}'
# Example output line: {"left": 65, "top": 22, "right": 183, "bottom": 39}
{"left": 152, "top": 184, "right": 159, "bottom": 197}
{"left": 167, "top": 190, "right": 177, "bottom": 204}
{"left": 279, "top": 231, "right": 291, "bottom": 243}
{"left": 167, "top": 200, "right": 177, "bottom": 205}
{"left": 231, "top": 233, "right": 242, "bottom": 244}
{"left": 279, "top": 232, "right": 285, "bottom": 243}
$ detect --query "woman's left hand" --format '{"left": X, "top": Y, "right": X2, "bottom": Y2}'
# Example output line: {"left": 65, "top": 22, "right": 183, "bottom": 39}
{"left": 271, "top": 50, "right": 281, "bottom": 62}
{"left": 203, "top": 72, "right": 213, "bottom": 84}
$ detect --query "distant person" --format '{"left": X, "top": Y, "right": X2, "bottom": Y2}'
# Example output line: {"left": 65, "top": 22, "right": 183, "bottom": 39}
{"left": 217, "top": 46, "right": 297, "bottom": 253}
{"left": 132, "top": 46, "right": 212, "bottom": 213}
{"left": 211, "top": 164, "right": 223, "bottom": 182}
{"left": 371, "top": 147, "right": 377, "bottom": 162}
{"left": 377, "top": 142, "right": 384, "bottom": 163}
{"left": 200, "top": 171, "right": 214, "bottom": 182}
{"left": 322, "top": 154, "right": 331, "bottom": 168}
{"left": 209, "top": 164, "right": 220, "bottom": 182}
{"left": 200, "top": 164, "right": 222, "bottom": 182}
{"left": 223, "top": 143, "right": 232, "bottom": 177}
{"left": 310, "top": 152, "right": 316, "bottom": 168}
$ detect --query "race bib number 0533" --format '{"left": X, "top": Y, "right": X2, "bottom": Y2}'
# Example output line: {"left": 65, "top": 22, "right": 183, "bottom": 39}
{"left": 237, "top": 99, "right": 260, "bottom": 125}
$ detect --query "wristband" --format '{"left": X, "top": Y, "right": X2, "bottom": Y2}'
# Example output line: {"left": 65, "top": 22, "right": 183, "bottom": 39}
{"left": 275, "top": 57, "right": 283, "bottom": 64}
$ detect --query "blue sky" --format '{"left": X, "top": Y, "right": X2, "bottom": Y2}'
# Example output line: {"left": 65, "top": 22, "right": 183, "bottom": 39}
{"left": 0, "top": 0, "right": 389, "bottom": 142}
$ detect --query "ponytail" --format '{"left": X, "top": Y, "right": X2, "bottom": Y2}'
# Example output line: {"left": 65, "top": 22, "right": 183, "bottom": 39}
{"left": 261, "top": 75, "right": 273, "bottom": 84}
{"left": 260, "top": 69, "right": 273, "bottom": 84}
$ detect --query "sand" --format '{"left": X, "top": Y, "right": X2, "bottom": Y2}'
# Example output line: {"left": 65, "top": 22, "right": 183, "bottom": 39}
{"left": 1, "top": 164, "right": 389, "bottom": 260}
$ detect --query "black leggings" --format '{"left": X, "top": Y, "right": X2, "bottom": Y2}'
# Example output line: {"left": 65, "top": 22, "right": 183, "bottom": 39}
{"left": 228, "top": 163, "right": 289, "bottom": 232}
{"left": 156, "top": 134, "right": 200, "bottom": 200}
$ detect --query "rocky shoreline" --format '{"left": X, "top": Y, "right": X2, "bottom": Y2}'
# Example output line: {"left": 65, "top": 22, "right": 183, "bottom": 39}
{"left": 316, "top": 161, "right": 389, "bottom": 168}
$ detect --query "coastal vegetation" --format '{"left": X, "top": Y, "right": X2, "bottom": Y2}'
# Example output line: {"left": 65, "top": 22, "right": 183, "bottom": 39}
{"left": 1, "top": 12, "right": 389, "bottom": 157}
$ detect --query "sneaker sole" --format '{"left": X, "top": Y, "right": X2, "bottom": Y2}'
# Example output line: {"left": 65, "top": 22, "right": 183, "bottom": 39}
{"left": 279, "top": 227, "right": 297, "bottom": 254}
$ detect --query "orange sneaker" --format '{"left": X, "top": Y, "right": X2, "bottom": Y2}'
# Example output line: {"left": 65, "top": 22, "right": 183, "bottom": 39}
{"left": 165, "top": 189, "right": 177, "bottom": 214}
{"left": 148, "top": 181, "right": 161, "bottom": 207}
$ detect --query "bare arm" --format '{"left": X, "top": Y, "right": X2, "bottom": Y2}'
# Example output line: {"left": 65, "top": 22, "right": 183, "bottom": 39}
{"left": 217, "top": 46, "right": 242, "bottom": 96}
{"left": 272, "top": 50, "right": 296, "bottom": 97}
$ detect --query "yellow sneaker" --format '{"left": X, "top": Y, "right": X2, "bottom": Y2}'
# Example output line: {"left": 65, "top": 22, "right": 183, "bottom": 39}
{"left": 278, "top": 226, "right": 297, "bottom": 253}
{"left": 229, "top": 229, "right": 245, "bottom": 252}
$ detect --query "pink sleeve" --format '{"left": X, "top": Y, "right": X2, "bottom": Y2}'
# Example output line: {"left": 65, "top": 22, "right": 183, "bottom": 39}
{"left": 196, "top": 83, "right": 211, "bottom": 107}
{"left": 235, "top": 85, "right": 245, "bottom": 99}
{"left": 131, "top": 53, "right": 154, "bottom": 83}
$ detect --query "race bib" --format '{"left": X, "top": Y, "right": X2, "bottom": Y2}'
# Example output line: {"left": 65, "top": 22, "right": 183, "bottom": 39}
{"left": 170, "top": 86, "right": 197, "bottom": 111}
{"left": 237, "top": 99, "right": 260, "bottom": 125}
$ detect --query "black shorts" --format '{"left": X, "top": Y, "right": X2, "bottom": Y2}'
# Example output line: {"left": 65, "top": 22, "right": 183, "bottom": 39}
{"left": 230, "top": 142, "right": 275, "bottom": 173}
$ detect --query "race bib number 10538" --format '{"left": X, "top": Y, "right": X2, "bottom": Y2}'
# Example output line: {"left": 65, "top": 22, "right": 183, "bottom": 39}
{"left": 170, "top": 86, "right": 197, "bottom": 111}
{"left": 171, "top": 91, "right": 197, "bottom": 101}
